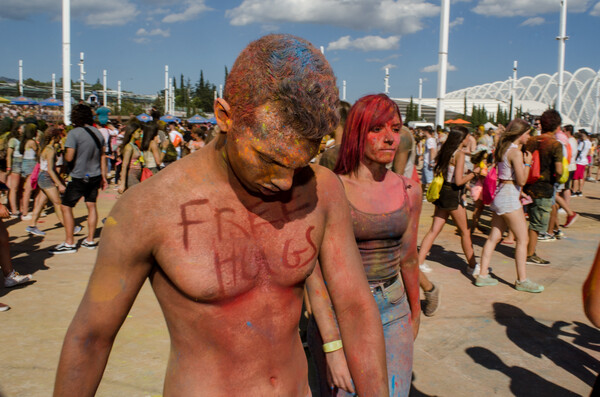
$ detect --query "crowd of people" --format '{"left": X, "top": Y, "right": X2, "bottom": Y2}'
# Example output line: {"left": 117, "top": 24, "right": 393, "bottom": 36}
{"left": 0, "top": 33, "right": 598, "bottom": 396}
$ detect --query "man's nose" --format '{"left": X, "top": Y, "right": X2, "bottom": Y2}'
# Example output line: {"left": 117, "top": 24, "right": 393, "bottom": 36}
{"left": 270, "top": 169, "right": 294, "bottom": 192}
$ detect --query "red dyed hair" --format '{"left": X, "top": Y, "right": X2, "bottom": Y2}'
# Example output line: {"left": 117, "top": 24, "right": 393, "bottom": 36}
{"left": 334, "top": 94, "right": 402, "bottom": 175}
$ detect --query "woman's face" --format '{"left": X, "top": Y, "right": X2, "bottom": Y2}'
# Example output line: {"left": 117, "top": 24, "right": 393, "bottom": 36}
{"left": 518, "top": 129, "right": 531, "bottom": 145}
{"left": 363, "top": 113, "right": 402, "bottom": 165}
{"left": 132, "top": 128, "right": 142, "bottom": 141}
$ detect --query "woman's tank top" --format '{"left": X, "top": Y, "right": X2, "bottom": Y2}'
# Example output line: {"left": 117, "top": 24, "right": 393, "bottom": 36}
{"left": 143, "top": 149, "right": 157, "bottom": 169}
{"left": 129, "top": 143, "right": 142, "bottom": 170}
{"left": 349, "top": 177, "right": 411, "bottom": 282}
{"left": 498, "top": 143, "right": 518, "bottom": 180}
{"left": 23, "top": 148, "right": 36, "bottom": 160}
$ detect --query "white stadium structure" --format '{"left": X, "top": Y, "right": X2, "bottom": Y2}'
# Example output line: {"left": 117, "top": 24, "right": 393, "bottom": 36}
{"left": 395, "top": 67, "right": 600, "bottom": 131}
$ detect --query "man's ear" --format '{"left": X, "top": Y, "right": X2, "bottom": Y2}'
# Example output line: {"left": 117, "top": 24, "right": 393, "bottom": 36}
{"left": 214, "top": 98, "right": 232, "bottom": 133}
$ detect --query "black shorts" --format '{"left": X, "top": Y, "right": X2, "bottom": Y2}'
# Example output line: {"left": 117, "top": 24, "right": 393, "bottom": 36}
{"left": 61, "top": 176, "right": 102, "bottom": 207}
{"left": 565, "top": 170, "right": 575, "bottom": 190}
{"left": 434, "top": 182, "right": 464, "bottom": 211}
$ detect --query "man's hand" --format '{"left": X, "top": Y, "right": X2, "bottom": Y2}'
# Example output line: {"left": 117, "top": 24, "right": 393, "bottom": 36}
{"left": 0, "top": 204, "right": 10, "bottom": 218}
{"left": 59, "top": 184, "right": 66, "bottom": 194}
{"left": 325, "top": 349, "right": 355, "bottom": 394}
{"left": 101, "top": 177, "right": 108, "bottom": 191}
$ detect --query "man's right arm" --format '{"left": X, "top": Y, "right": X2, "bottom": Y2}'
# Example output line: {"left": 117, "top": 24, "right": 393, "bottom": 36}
{"left": 54, "top": 197, "right": 153, "bottom": 397}
{"left": 317, "top": 172, "right": 388, "bottom": 396}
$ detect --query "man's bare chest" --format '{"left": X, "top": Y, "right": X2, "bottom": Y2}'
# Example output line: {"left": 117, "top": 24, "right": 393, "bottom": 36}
{"left": 154, "top": 195, "right": 323, "bottom": 301}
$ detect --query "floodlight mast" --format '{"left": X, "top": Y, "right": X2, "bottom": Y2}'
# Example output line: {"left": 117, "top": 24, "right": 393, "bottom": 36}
{"left": 418, "top": 78, "right": 423, "bottom": 119}
{"left": 79, "top": 52, "right": 85, "bottom": 100}
{"left": 18, "top": 60, "right": 23, "bottom": 96}
{"left": 62, "top": 0, "right": 71, "bottom": 125}
{"left": 436, "top": 0, "right": 450, "bottom": 128}
{"left": 556, "top": 0, "right": 568, "bottom": 114}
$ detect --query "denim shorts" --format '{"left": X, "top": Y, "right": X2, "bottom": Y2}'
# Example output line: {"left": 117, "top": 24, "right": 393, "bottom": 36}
{"left": 21, "top": 159, "right": 37, "bottom": 177}
{"left": 421, "top": 164, "right": 434, "bottom": 185}
{"left": 10, "top": 158, "right": 22, "bottom": 175}
{"left": 37, "top": 171, "right": 55, "bottom": 190}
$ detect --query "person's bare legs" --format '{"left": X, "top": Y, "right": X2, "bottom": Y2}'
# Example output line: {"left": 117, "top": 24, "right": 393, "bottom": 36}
{"left": 527, "top": 229, "right": 539, "bottom": 257}
{"left": 29, "top": 192, "right": 49, "bottom": 228}
{"left": 547, "top": 203, "right": 559, "bottom": 234}
{"left": 45, "top": 187, "right": 64, "bottom": 225}
{"left": 85, "top": 201, "right": 98, "bottom": 243}
{"left": 503, "top": 208, "right": 529, "bottom": 281}
{"left": 0, "top": 220, "right": 14, "bottom": 278}
{"left": 61, "top": 205, "right": 75, "bottom": 245}
{"left": 419, "top": 270, "right": 434, "bottom": 291}
{"left": 449, "top": 205, "right": 477, "bottom": 268}
{"left": 7, "top": 173, "right": 22, "bottom": 214}
{"left": 479, "top": 213, "right": 506, "bottom": 277}
{"left": 470, "top": 200, "right": 484, "bottom": 233}
{"left": 418, "top": 207, "right": 449, "bottom": 266}
{"left": 20, "top": 175, "right": 34, "bottom": 216}
{"left": 503, "top": 229, "right": 515, "bottom": 244}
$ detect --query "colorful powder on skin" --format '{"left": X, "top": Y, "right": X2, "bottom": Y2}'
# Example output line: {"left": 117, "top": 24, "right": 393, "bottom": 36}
{"left": 105, "top": 216, "right": 118, "bottom": 226}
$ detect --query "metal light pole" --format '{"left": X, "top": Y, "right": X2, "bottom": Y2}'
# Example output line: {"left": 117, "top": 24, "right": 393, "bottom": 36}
{"left": 164, "top": 65, "right": 169, "bottom": 114}
{"left": 510, "top": 60, "right": 518, "bottom": 120}
{"left": 117, "top": 80, "right": 122, "bottom": 113}
{"left": 418, "top": 78, "right": 423, "bottom": 119}
{"left": 219, "top": 84, "right": 223, "bottom": 99}
{"left": 52, "top": 73, "right": 56, "bottom": 99}
{"left": 79, "top": 52, "right": 85, "bottom": 100}
{"left": 103, "top": 69, "right": 107, "bottom": 106}
{"left": 384, "top": 67, "right": 390, "bottom": 94}
{"left": 62, "top": 0, "right": 71, "bottom": 125}
{"left": 436, "top": 0, "right": 450, "bottom": 128}
{"left": 18, "top": 60, "right": 23, "bottom": 96}
{"left": 320, "top": 46, "right": 325, "bottom": 55}
{"left": 556, "top": 0, "right": 568, "bottom": 114}
{"left": 342, "top": 80, "right": 347, "bottom": 101}
{"left": 594, "top": 80, "right": 600, "bottom": 136}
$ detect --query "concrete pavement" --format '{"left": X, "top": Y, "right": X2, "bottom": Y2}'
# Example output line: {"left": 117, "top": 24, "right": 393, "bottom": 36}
{"left": 0, "top": 181, "right": 599, "bottom": 396}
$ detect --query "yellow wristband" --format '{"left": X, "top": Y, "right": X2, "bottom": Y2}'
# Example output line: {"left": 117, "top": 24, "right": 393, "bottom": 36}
{"left": 322, "top": 340, "right": 343, "bottom": 353}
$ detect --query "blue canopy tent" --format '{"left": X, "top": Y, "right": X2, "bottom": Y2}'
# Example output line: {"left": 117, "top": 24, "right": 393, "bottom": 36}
{"left": 187, "top": 114, "right": 209, "bottom": 124}
{"left": 160, "top": 114, "right": 181, "bottom": 123}
{"left": 136, "top": 113, "right": 152, "bottom": 123}
{"left": 206, "top": 117, "right": 217, "bottom": 124}
{"left": 10, "top": 96, "right": 38, "bottom": 105}
{"left": 39, "top": 98, "right": 63, "bottom": 107}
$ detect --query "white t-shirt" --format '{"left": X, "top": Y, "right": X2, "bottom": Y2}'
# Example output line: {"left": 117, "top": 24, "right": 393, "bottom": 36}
{"left": 423, "top": 137, "right": 436, "bottom": 165}
{"left": 568, "top": 137, "right": 578, "bottom": 171}
{"left": 576, "top": 140, "right": 592, "bottom": 166}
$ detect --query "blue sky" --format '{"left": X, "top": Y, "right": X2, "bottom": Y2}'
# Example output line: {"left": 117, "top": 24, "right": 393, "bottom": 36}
{"left": 1, "top": 0, "right": 599, "bottom": 104}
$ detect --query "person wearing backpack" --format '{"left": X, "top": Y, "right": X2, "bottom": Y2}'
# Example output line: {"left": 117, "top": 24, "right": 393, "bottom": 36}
{"left": 49, "top": 104, "right": 107, "bottom": 254}
{"left": 523, "top": 110, "right": 564, "bottom": 266}
{"left": 476, "top": 119, "right": 543, "bottom": 292}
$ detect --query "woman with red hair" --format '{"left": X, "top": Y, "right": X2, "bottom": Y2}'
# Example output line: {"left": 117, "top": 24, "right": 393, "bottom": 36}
{"left": 306, "top": 94, "right": 421, "bottom": 396}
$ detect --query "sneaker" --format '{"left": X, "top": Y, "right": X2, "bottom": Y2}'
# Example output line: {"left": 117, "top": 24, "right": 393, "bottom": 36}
{"left": 575, "top": 191, "right": 583, "bottom": 197}
{"left": 553, "top": 229, "right": 565, "bottom": 240}
{"left": 25, "top": 226, "right": 46, "bottom": 236}
{"left": 423, "top": 284, "right": 440, "bottom": 317}
{"left": 4, "top": 270, "right": 33, "bottom": 288}
{"left": 537, "top": 233, "right": 556, "bottom": 242}
{"left": 419, "top": 263, "right": 433, "bottom": 273}
{"left": 0, "top": 302, "right": 9, "bottom": 312}
{"left": 73, "top": 225, "right": 83, "bottom": 235}
{"left": 81, "top": 240, "right": 98, "bottom": 249}
{"left": 558, "top": 208, "right": 566, "bottom": 215}
{"left": 467, "top": 263, "right": 491, "bottom": 276}
{"left": 526, "top": 254, "right": 550, "bottom": 266}
{"left": 475, "top": 274, "right": 499, "bottom": 287}
{"left": 9, "top": 212, "right": 21, "bottom": 219}
{"left": 20, "top": 214, "right": 32, "bottom": 221}
{"left": 515, "top": 279, "right": 544, "bottom": 293}
{"left": 586, "top": 177, "right": 596, "bottom": 182}
{"left": 49, "top": 243, "right": 77, "bottom": 254}
{"left": 563, "top": 213, "right": 579, "bottom": 228}
{"left": 40, "top": 211, "right": 48, "bottom": 218}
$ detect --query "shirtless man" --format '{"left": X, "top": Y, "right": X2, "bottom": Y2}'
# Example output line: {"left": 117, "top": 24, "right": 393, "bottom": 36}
{"left": 54, "top": 34, "right": 388, "bottom": 396}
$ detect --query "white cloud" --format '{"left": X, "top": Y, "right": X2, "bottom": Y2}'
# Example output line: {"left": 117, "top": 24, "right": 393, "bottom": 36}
{"left": 421, "top": 63, "right": 457, "bottom": 72}
{"left": 591, "top": 2, "right": 600, "bottom": 16}
{"left": 136, "top": 28, "right": 170, "bottom": 37}
{"left": 226, "top": 0, "right": 440, "bottom": 35}
{"left": 472, "top": 0, "right": 590, "bottom": 17}
{"left": 382, "top": 64, "right": 397, "bottom": 70}
{"left": 449, "top": 17, "right": 464, "bottom": 29}
{"left": 0, "top": 0, "right": 139, "bottom": 26}
{"left": 162, "top": 0, "right": 211, "bottom": 23}
{"left": 327, "top": 35, "right": 401, "bottom": 51}
{"left": 520, "top": 16, "right": 545, "bottom": 26}
{"left": 366, "top": 54, "right": 401, "bottom": 63}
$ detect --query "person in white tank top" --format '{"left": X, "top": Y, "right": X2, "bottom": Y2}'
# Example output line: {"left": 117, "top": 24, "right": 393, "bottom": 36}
{"left": 477, "top": 119, "right": 544, "bottom": 293}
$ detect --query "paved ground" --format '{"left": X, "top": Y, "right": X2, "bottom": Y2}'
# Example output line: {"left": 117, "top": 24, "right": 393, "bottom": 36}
{"left": 1, "top": 180, "right": 599, "bottom": 397}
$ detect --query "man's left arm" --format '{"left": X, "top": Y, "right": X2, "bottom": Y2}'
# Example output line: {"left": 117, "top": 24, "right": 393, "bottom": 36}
{"left": 318, "top": 172, "right": 388, "bottom": 396}
{"left": 553, "top": 141, "right": 563, "bottom": 177}
{"left": 392, "top": 128, "right": 413, "bottom": 175}
{"left": 100, "top": 152, "right": 108, "bottom": 190}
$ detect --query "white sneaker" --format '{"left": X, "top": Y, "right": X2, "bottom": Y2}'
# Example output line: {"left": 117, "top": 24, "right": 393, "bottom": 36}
{"left": 467, "top": 263, "right": 481, "bottom": 276}
{"left": 419, "top": 263, "right": 433, "bottom": 273}
{"left": 558, "top": 208, "right": 566, "bottom": 215}
{"left": 20, "top": 214, "right": 32, "bottom": 221}
{"left": 4, "top": 270, "right": 33, "bottom": 288}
